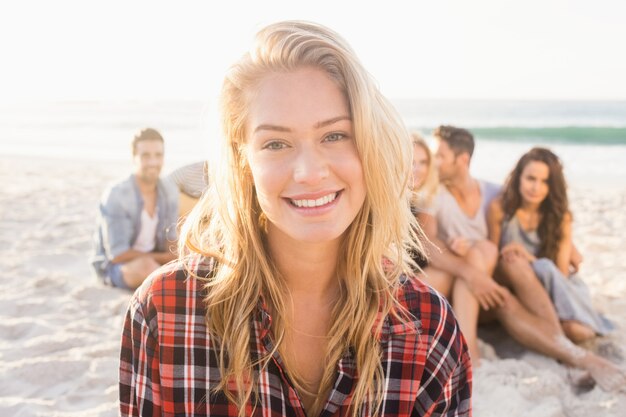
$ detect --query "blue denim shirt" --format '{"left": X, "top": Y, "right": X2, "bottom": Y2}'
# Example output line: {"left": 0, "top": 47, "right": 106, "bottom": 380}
{"left": 91, "top": 174, "right": 179, "bottom": 283}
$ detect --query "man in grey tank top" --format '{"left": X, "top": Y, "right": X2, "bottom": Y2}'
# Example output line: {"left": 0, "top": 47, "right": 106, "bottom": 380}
{"left": 418, "top": 125, "right": 507, "bottom": 365}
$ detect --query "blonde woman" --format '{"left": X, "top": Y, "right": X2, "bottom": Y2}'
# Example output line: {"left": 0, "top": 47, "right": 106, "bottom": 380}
{"left": 409, "top": 133, "right": 438, "bottom": 213}
{"left": 408, "top": 133, "right": 437, "bottom": 270}
{"left": 120, "top": 21, "right": 471, "bottom": 417}
{"left": 408, "top": 134, "right": 445, "bottom": 274}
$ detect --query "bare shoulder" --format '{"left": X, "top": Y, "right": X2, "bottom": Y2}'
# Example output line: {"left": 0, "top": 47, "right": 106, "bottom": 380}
{"left": 561, "top": 211, "right": 573, "bottom": 231}
{"left": 487, "top": 196, "right": 504, "bottom": 219}
{"left": 563, "top": 211, "right": 573, "bottom": 223}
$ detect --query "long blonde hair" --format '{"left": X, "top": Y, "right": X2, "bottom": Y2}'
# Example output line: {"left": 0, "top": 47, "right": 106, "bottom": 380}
{"left": 179, "top": 20, "right": 423, "bottom": 417}
{"left": 410, "top": 132, "right": 439, "bottom": 208}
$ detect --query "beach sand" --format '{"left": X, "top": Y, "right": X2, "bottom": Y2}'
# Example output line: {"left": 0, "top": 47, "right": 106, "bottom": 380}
{"left": 1, "top": 155, "right": 624, "bottom": 416}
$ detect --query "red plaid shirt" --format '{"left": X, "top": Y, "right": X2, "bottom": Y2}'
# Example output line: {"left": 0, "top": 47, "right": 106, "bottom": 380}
{"left": 119, "top": 261, "right": 472, "bottom": 417}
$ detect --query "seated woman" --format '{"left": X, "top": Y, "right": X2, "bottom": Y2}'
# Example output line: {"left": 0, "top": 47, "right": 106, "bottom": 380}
{"left": 488, "top": 147, "right": 613, "bottom": 343}
{"left": 408, "top": 133, "right": 438, "bottom": 269}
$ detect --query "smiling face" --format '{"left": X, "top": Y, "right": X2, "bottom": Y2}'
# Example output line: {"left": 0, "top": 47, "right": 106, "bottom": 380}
{"left": 519, "top": 160, "right": 550, "bottom": 206}
{"left": 411, "top": 143, "right": 430, "bottom": 190}
{"left": 133, "top": 139, "right": 164, "bottom": 185}
{"left": 244, "top": 67, "right": 366, "bottom": 247}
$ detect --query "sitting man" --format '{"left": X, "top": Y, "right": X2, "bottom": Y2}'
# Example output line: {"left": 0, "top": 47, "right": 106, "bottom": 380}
{"left": 91, "top": 128, "right": 178, "bottom": 290}
{"left": 418, "top": 125, "right": 506, "bottom": 364}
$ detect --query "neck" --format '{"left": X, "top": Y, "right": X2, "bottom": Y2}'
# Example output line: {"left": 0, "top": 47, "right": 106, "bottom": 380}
{"left": 134, "top": 174, "right": 158, "bottom": 195}
{"left": 519, "top": 200, "right": 541, "bottom": 212}
{"left": 266, "top": 228, "right": 341, "bottom": 303}
{"left": 446, "top": 171, "right": 474, "bottom": 194}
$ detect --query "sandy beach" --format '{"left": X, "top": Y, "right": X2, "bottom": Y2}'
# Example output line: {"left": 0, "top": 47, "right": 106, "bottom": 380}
{"left": 1, "top": 154, "right": 625, "bottom": 417}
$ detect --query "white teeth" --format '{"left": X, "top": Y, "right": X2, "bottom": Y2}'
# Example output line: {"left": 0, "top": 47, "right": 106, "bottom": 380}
{"left": 291, "top": 192, "right": 337, "bottom": 208}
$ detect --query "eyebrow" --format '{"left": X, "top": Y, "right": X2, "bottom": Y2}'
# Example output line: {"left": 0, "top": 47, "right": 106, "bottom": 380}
{"left": 253, "top": 115, "right": 351, "bottom": 133}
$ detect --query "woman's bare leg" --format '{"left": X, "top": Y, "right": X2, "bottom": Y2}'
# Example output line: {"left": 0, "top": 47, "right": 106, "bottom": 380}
{"left": 562, "top": 320, "right": 596, "bottom": 344}
{"left": 496, "top": 255, "right": 561, "bottom": 330}
{"left": 495, "top": 292, "right": 626, "bottom": 391}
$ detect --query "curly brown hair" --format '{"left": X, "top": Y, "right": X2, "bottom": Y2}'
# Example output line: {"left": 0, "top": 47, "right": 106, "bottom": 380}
{"left": 501, "top": 147, "right": 569, "bottom": 262}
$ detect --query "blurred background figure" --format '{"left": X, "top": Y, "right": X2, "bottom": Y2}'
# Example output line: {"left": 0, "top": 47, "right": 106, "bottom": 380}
{"left": 91, "top": 128, "right": 178, "bottom": 290}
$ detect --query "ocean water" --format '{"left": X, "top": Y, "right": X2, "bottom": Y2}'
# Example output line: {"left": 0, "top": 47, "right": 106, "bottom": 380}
{"left": 0, "top": 100, "right": 625, "bottom": 187}
{"left": 397, "top": 100, "right": 626, "bottom": 187}
{"left": 0, "top": 101, "right": 212, "bottom": 168}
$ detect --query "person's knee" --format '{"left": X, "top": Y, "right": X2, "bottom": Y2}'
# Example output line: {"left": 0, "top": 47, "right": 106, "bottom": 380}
{"left": 479, "top": 240, "right": 498, "bottom": 263}
{"left": 498, "top": 255, "right": 534, "bottom": 283}
{"left": 465, "top": 240, "right": 498, "bottom": 273}
{"left": 136, "top": 256, "right": 160, "bottom": 276}
{"left": 468, "top": 240, "right": 498, "bottom": 263}
{"left": 492, "top": 287, "right": 517, "bottom": 314}
{"left": 121, "top": 256, "right": 160, "bottom": 289}
{"left": 421, "top": 267, "right": 455, "bottom": 298}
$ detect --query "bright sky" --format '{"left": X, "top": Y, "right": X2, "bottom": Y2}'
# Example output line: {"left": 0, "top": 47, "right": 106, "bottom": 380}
{"left": 2, "top": 0, "right": 625, "bottom": 101}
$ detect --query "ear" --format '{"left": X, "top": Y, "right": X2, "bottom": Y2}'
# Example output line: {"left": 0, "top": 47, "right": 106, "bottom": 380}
{"left": 455, "top": 152, "right": 469, "bottom": 168}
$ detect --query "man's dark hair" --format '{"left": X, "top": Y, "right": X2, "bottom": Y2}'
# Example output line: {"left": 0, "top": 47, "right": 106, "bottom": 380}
{"left": 433, "top": 125, "right": 474, "bottom": 159}
{"left": 132, "top": 128, "right": 164, "bottom": 155}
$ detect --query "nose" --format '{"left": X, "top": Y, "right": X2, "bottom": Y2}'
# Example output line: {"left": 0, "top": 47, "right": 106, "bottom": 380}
{"left": 292, "top": 147, "right": 329, "bottom": 185}
{"left": 145, "top": 154, "right": 162, "bottom": 167}
{"left": 530, "top": 180, "right": 539, "bottom": 192}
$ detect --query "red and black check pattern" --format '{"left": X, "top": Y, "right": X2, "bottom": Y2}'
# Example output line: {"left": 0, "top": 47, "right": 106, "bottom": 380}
{"left": 119, "top": 261, "right": 472, "bottom": 416}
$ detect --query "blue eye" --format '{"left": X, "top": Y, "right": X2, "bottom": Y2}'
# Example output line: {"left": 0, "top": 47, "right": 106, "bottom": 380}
{"left": 324, "top": 133, "right": 346, "bottom": 142}
{"left": 263, "top": 141, "right": 287, "bottom": 150}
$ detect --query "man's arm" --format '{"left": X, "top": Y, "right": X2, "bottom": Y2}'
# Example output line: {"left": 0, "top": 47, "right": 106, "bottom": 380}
{"left": 486, "top": 197, "right": 503, "bottom": 246}
{"left": 100, "top": 188, "right": 135, "bottom": 262}
{"left": 419, "top": 212, "right": 484, "bottom": 278}
{"left": 112, "top": 248, "right": 176, "bottom": 265}
{"left": 418, "top": 211, "right": 507, "bottom": 310}
{"left": 150, "top": 249, "right": 177, "bottom": 265}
